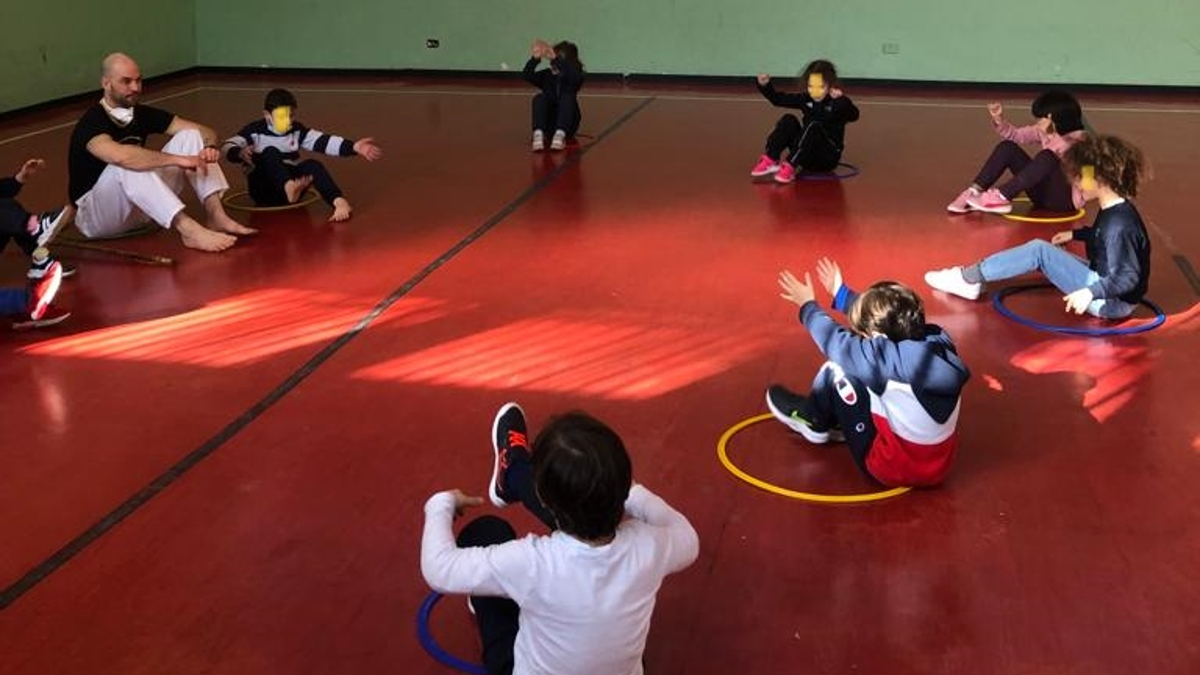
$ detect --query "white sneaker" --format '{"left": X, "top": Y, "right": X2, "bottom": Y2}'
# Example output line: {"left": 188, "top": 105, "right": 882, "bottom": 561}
{"left": 924, "top": 267, "right": 982, "bottom": 301}
{"left": 550, "top": 130, "right": 566, "bottom": 151}
{"left": 531, "top": 130, "right": 544, "bottom": 152}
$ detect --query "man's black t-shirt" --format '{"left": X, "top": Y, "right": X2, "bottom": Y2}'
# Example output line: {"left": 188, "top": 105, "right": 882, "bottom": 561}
{"left": 68, "top": 103, "right": 175, "bottom": 203}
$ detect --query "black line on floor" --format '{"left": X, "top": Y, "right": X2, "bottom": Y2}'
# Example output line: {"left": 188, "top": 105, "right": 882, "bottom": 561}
{"left": 0, "top": 96, "right": 657, "bottom": 611}
{"left": 1174, "top": 255, "right": 1200, "bottom": 297}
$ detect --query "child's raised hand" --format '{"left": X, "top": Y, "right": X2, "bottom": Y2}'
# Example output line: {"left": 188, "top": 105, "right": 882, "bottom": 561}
{"left": 816, "top": 257, "right": 843, "bottom": 296}
{"left": 1063, "top": 288, "right": 1094, "bottom": 315}
{"left": 353, "top": 137, "right": 383, "bottom": 161}
{"left": 987, "top": 102, "right": 1004, "bottom": 120}
{"left": 756, "top": 73, "right": 770, "bottom": 86}
{"left": 778, "top": 270, "right": 816, "bottom": 307}
{"left": 15, "top": 158, "right": 46, "bottom": 183}
{"left": 1050, "top": 230, "right": 1074, "bottom": 246}
{"left": 829, "top": 87, "right": 844, "bottom": 99}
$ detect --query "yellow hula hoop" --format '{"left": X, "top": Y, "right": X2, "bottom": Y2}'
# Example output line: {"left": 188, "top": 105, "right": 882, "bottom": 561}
{"left": 1002, "top": 196, "right": 1086, "bottom": 224}
{"left": 221, "top": 188, "right": 321, "bottom": 212}
{"left": 717, "top": 413, "right": 911, "bottom": 504}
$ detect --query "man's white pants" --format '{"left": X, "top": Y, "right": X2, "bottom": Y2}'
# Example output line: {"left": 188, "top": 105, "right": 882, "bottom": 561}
{"left": 75, "top": 129, "right": 229, "bottom": 239}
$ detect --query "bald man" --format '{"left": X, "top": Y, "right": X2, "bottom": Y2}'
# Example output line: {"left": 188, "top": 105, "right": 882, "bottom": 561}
{"left": 67, "top": 53, "right": 256, "bottom": 252}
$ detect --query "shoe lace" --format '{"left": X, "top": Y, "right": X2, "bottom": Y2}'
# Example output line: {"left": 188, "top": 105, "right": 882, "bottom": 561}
{"left": 506, "top": 430, "right": 528, "bottom": 450}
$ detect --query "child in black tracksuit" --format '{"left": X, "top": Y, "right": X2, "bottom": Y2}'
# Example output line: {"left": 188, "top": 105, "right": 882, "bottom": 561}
{"left": 751, "top": 59, "right": 860, "bottom": 184}
{"left": 523, "top": 39, "right": 585, "bottom": 152}
{"left": 222, "top": 89, "right": 382, "bottom": 222}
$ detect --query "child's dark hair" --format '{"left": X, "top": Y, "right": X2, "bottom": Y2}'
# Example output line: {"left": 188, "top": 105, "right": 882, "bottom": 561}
{"left": 1062, "top": 134, "right": 1147, "bottom": 198}
{"left": 847, "top": 281, "right": 926, "bottom": 341}
{"left": 1031, "top": 90, "right": 1083, "bottom": 135}
{"left": 800, "top": 59, "right": 839, "bottom": 87}
{"left": 532, "top": 411, "right": 631, "bottom": 541}
{"left": 263, "top": 88, "right": 298, "bottom": 112}
{"left": 553, "top": 41, "right": 584, "bottom": 72}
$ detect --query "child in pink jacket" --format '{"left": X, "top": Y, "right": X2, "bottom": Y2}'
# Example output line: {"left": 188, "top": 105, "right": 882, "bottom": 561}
{"left": 947, "top": 91, "right": 1087, "bottom": 215}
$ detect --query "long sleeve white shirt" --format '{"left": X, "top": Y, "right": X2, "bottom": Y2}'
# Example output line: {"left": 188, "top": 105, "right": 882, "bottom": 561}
{"left": 421, "top": 484, "right": 699, "bottom": 675}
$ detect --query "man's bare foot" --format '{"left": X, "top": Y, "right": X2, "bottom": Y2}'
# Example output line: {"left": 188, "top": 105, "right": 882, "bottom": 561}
{"left": 329, "top": 197, "right": 353, "bottom": 222}
{"left": 208, "top": 211, "right": 258, "bottom": 236}
{"left": 176, "top": 217, "right": 236, "bottom": 252}
{"left": 285, "top": 175, "right": 314, "bottom": 203}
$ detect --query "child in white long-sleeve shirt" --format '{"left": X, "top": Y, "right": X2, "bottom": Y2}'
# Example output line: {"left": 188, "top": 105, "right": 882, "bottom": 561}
{"left": 421, "top": 403, "right": 699, "bottom": 675}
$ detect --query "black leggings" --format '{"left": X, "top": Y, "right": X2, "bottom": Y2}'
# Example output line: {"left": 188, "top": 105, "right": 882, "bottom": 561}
{"left": 0, "top": 199, "right": 36, "bottom": 257}
{"left": 973, "top": 141, "right": 1075, "bottom": 212}
{"left": 248, "top": 147, "right": 344, "bottom": 206}
{"left": 455, "top": 450, "right": 556, "bottom": 675}
{"left": 531, "top": 92, "right": 581, "bottom": 138}
{"left": 764, "top": 115, "right": 842, "bottom": 172}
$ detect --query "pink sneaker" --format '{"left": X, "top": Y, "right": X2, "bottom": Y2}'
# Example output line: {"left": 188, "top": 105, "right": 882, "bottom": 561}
{"left": 750, "top": 155, "right": 780, "bottom": 177}
{"left": 947, "top": 187, "right": 980, "bottom": 213}
{"left": 774, "top": 163, "right": 796, "bottom": 184}
{"left": 966, "top": 188, "right": 1012, "bottom": 214}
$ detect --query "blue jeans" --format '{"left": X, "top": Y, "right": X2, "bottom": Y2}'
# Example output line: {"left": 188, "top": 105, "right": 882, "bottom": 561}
{"left": 980, "top": 240, "right": 1136, "bottom": 318}
{"left": 0, "top": 287, "right": 26, "bottom": 316}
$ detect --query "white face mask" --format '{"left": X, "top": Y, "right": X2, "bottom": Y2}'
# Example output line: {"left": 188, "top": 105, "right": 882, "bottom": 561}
{"left": 101, "top": 99, "right": 134, "bottom": 126}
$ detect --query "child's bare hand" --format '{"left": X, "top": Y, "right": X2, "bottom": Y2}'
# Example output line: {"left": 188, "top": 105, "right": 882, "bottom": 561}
{"left": 1050, "top": 230, "right": 1074, "bottom": 246}
{"left": 829, "top": 87, "right": 844, "bottom": 99}
{"left": 448, "top": 489, "right": 485, "bottom": 517}
{"left": 354, "top": 137, "right": 383, "bottom": 161}
{"left": 238, "top": 147, "right": 255, "bottom": 166}
{"left": 1063, "top": 288, "right": 1094, "bottom": 315}
{"left": 987, "top": 102, "right": 1004, "bottom": 119}
{"left": 15, "top": 158, "right": 46, "bottom": 183}
{"left": 778, "top": 270, "right": 816, "bottom": 307}
{"left": 816, "top": 257, "right": 843, "bottom": 296}
{"left": 756, "top": 73, "right": 770, "bottom": 86}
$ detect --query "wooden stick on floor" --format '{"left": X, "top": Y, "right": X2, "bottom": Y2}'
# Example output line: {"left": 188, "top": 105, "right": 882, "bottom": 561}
{"left": 53, "top": 239, "right": 175, "bottom": 266}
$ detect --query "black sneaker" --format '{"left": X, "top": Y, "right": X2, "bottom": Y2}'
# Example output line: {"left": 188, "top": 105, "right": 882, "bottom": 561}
{"left": 765, "top": 385, "right": 832, "bottom": 444}
{"left": 489, "top": 402, "right": 529, "bottom": 507}
{"left": 33, "top": 208, "right": 70, "bottom": 247}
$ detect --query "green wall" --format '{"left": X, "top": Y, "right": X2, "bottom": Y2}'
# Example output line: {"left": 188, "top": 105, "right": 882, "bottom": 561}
{"left": 5, "top": 0, "right": 1199, "bottom": 114}
{"left": 1, "top": 0, "right": 196, "bottom": 114}
{"left": 195, "top": 0, "right": 1200, "bottom": 86}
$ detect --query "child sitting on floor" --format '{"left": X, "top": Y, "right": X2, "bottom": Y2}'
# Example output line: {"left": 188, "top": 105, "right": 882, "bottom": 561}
{"left": 524, "top": 39, "right": 585, "bottom": 151}
{"left": 222, "top": 89, "right": 382, "bottom": 222}
{"left": 768, "top": 259, "right": 970, "bottom": 486}
{"left": 927, "top": 135, "right": 1150, "bottom": 319}
{"left": 421, "top": 403, "right": 698, "bottom": 675}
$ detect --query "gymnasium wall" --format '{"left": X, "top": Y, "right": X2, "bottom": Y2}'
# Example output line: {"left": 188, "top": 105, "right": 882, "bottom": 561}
{"left": 195, "top": 0, "right": 1200, "bottom": 86}
{"left": 1, "top": 1, "right": 197, "bottom": 113}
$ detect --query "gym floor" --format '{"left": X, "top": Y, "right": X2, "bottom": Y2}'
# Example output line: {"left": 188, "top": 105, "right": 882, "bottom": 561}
{"left": 1, "top": 72, "right": 1198, "bottom": 675}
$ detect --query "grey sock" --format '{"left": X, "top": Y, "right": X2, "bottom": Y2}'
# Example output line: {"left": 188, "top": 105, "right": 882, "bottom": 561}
{"left": 961, "top": 264, "right": 984, "bottom": 284}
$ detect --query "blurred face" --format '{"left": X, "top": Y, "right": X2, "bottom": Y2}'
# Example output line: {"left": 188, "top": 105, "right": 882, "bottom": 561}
{"left": 807, "top": 73, "right": 828, "bottom": 100}
{"left": 102, "top": 57, "right": 142, "bottom": 107}
{"left": 1074, "top": 164, "right": 1100, "bottom": 199}
{"left": 264, "top": 106, "right": 293, "bottom": 134}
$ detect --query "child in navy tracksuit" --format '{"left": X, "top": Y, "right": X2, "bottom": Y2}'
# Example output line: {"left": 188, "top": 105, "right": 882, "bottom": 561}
{"left": 751, "top": 59, "right": 860, "bottom": 184}
{"left": 222, "top": 89, "right": 382, "bottom": 222}
{"left": 523, "top": 39, "right": 584, "bottom": 152}
{"left": 927, "top": 135, "right": 1150, "bottom": 320}
{"left": 768, "top": 260, "right": 969, "bottom": 487}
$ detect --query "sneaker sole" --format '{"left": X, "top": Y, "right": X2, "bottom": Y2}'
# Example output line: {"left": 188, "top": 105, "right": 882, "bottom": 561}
{"left": 764, "top": 390, "right": 829, "bottom": 444}
{"left": 489, "top": 402, "right": 525, "bottom": 508}
{"left": 966, "top": 200, "right": 1012, "bottom": 214}
{"left": 30, "top": 265, "right": 63, "bottom": 321}
{"left": 750, "top": 167, "right": 781, "bottom": 177}
{"left": 13, "top": 312, "right": 70, "bottom": 331}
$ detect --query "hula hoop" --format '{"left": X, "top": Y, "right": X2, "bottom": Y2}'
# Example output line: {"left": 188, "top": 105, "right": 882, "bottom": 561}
{"left": 993, "top": 284, "right": 1166, "bottom": 336}
{"left": 221, "top": 189, "right": 321, "bottom": 212}
{"left": 797, "top": 162, "right": 860, "bottom": 181}
{"left": 717, "top": 413, "right": 911, "bottom": 503}
{"left": 1002, "top": 197, "right": 1086, "bottom": 224}
{"left": 417, "top": 591, "right": 487, "bottom": 675}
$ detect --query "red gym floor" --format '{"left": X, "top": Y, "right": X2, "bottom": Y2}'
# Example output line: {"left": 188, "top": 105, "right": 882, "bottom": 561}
{"left": 1, "top": 73, "right": 1198, "bottom": 675}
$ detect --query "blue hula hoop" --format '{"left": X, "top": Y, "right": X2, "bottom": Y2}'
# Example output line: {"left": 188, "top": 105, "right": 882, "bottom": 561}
{"left": 993, "top": 284, "right": 1166, "bottom": 336}
{"left": 417, "top": 591, "right": 488, "bottom": 674}
{"left": 797, "top": 162, "right": 860, "bottom": 181}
